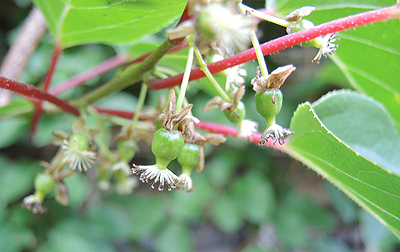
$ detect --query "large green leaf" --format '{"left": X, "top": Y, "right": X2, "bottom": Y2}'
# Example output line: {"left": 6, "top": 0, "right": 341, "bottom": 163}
{"left": 276, "top": 1, "right": 400, "bottom": 131}
{"left": 312, "top": 90, "right": 400, "bottom": 175}
{"left": 284, "top": 101, "right": 400, "bottom": 238}
{"left": 32, "top": 0, "right": 187, "bottom": 47}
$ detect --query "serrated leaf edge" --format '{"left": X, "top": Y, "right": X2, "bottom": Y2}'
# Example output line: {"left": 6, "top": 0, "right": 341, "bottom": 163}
{"left": 283, "top": 102, "right": 400, "bottom": 239}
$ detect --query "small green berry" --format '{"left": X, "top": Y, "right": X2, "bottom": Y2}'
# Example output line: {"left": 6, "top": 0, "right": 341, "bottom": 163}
{"left": 152, "top": 128, "right": 184, "bottom": 168}
{"left": 34, "top": 173, "right": 56, "bottom": 198}
{"left": 223, "top": 101, "right": 245, "bottom": 124}
{"left": 118, "top": 140, "right": 136, "bottom": 162}
{"left": 177, "top": 143, "right": 200, "bottom": 172}
{"left": 255, "top": 89, "right": 283, "bottom": 127}
{"left": 69, "top": 133, "right": 89, "bottom": 151}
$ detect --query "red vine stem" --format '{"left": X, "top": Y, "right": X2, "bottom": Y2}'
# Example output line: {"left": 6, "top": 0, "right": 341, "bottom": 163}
{"left": 0, "top": 76, "right": 79, "bottom": 116}
{"left": 42, "top": 44, "right": 63, "bottom": 91}
{"left": 147, "top": 4, "right": 400, "bottom": 90}
{"left": 94, "top": 106, "right": 154, "bottom": 121}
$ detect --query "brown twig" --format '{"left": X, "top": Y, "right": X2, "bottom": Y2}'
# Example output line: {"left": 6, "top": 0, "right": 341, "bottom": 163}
{"left": 0, "top": 7, "right": 47, "bottom": 106}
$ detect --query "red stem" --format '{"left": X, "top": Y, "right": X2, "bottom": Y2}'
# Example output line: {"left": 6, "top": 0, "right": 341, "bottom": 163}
{"left": 43, "top": 43, "right": 63, "bottom": 91}
{"left": 147, "top": 4, "right": 400, "bottom": 90}
{"left": 93, "top": 106, "right": 280, "bottom": 147}
{"left": 94, "top": 106, "right": 153, "bottom": 121}
{"left": 0, "top": 76, "right": 79, "bottom": 116}
{"left": 49, "top": 55, "right": 129, "bottom": 95}
{"left": 32, "top": 44, "right": 63, "bottom": 132}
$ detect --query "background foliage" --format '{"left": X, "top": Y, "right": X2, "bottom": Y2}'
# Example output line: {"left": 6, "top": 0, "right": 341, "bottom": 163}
{"left": 0, "top": 0, "right": 400, "bottom": 251}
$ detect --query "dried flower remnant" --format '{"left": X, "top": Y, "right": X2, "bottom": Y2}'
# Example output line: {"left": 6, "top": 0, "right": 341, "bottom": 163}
{"left": 238, "top": 119, "right": 259, "bottom": 140}
{"left": 112, "top": 161, "right": 131, "bottom": 175}
{"left": 133, "top": 163, "right": 182, "bottom": 191}
{"left": 259, "top": 124, "right": 294, "bottom": 146}
{"left": 159, "top": 90, "right": 199, "bottom": 138}
{"left": 22, "top": 194, "right": 48, "bottom": 214}
{"left": 311, "top": 33, "right": 340, "bottom": 63}
{"left": 62, "top": 133, "right": 96, "bottom": 172}
{"left": 285, "top": 6, "right": 316, "bottom": 34}
{"left": 190, "top": 132, "right": 226, "bottom": 173}
{"left": 251, "top": 65, "right": 296, "bottom": 93}
{"left": 178, "top": 173, "right": 194, "bottom": 193}
{"left": 115, "top": 176, "right": 138, "bottom": 195}
{"left": 284, "top": 6, "right": 340, "bottom": 63}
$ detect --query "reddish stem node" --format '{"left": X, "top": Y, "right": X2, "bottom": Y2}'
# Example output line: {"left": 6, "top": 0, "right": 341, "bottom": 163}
{"left": 32, "top": 43, "right": 63, "bottom": 132}
{"left": 147, "top": 4, "right": 399, "bottom": 90}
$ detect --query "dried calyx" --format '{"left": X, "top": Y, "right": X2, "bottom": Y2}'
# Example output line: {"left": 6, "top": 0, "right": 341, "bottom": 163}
{"left": 159, "top": 89, "right": 199, "bottom": 138}
{"left": 285, "top": 6, "right": 340, "bottom": 63}
{"left": 251, "top": 65, "right": 296, "bottom": 93}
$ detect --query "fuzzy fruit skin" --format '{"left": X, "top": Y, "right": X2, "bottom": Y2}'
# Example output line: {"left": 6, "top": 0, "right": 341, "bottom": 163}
{"left": 224, "top": 102, "right": 245, "bottom": 124}
{"left": 118, "top": 140, "right": 136, "bottom": 161}
{"left": 197, "top": 5, "right": 218, "bottom": 39}
{"left": 34, "top": 173, "right": 56, "bottom": 198}
{"left": 69, "top": 133, "right": 89, "bottom": 151}
{"left": 177, "top": 143, "right": 200, "bottom": 170}
{"left": 151, "top": 128, "right": 184, "bottom": 168}
{"left": 255, "top": 89, "right": 283, "bottom": 126}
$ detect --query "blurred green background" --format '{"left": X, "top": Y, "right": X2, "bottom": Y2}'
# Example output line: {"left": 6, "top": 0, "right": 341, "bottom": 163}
{"left": 0, "top": 0, "right": 399, "bottom": 251}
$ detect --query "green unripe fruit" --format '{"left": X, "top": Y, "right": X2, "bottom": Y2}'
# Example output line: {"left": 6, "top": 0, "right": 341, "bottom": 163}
{"left": 34, "top": 173, "right": 56, "bottom": 198}
{"left": 197, "top": 4, "right": 220, "bottom": 39}
{"left": 290, "top": 19, "right": 315, "bottom": 33}
{"left": 152, "top": 128, "right": 184, "bottom": 168}
{"left": 255, "top": 89, "right": 283, "bottom": 126}
{"left": 69, "top": 133, "right": 89, "bottom": 151}
{"left": 223, "top": 101, "right": 245, "bottom": 124}
{"left": 118, "top": 140, "right": 136, "bottom": 161}
{"left": 177, "top": 143, "right": 200, "bottom": 171}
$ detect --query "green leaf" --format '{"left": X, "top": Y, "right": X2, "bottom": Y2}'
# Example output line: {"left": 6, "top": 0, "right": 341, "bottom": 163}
{"left": 230, "top": 172, "right": 275, "bottom": 224}
{"left": 125, "top": 194, "right": 166, "bottom": 239}
{"left": 0, "top": 116, "right": 30, "bottom": 148}
{"left": 0, "top": 98, "right": 33, "bottom": 118}
{"left": 32, "top": 0, "right": 187, "bottom": 47}
{"left": 284, "top": 102, "right": 400, "bottom": 239}
{"left": 210, "top": 193, "right": 244, "bottom": 233}
{"left": 312, "top": 90, "right": 400, "bottom": 175}
{"left": 277, "top": 1, "right": 400, "bottom": 130}
{"left": 329, "top": 19, "right": 400, "bottom": 131}
{"left": 155, "top": 222, "right": 192, "bottom": 252}
{"left": 0, "top": 157, "right": 41, "bottom": 205}
{"left": 359, "top": 210, "right": 399, "bottom": 251}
